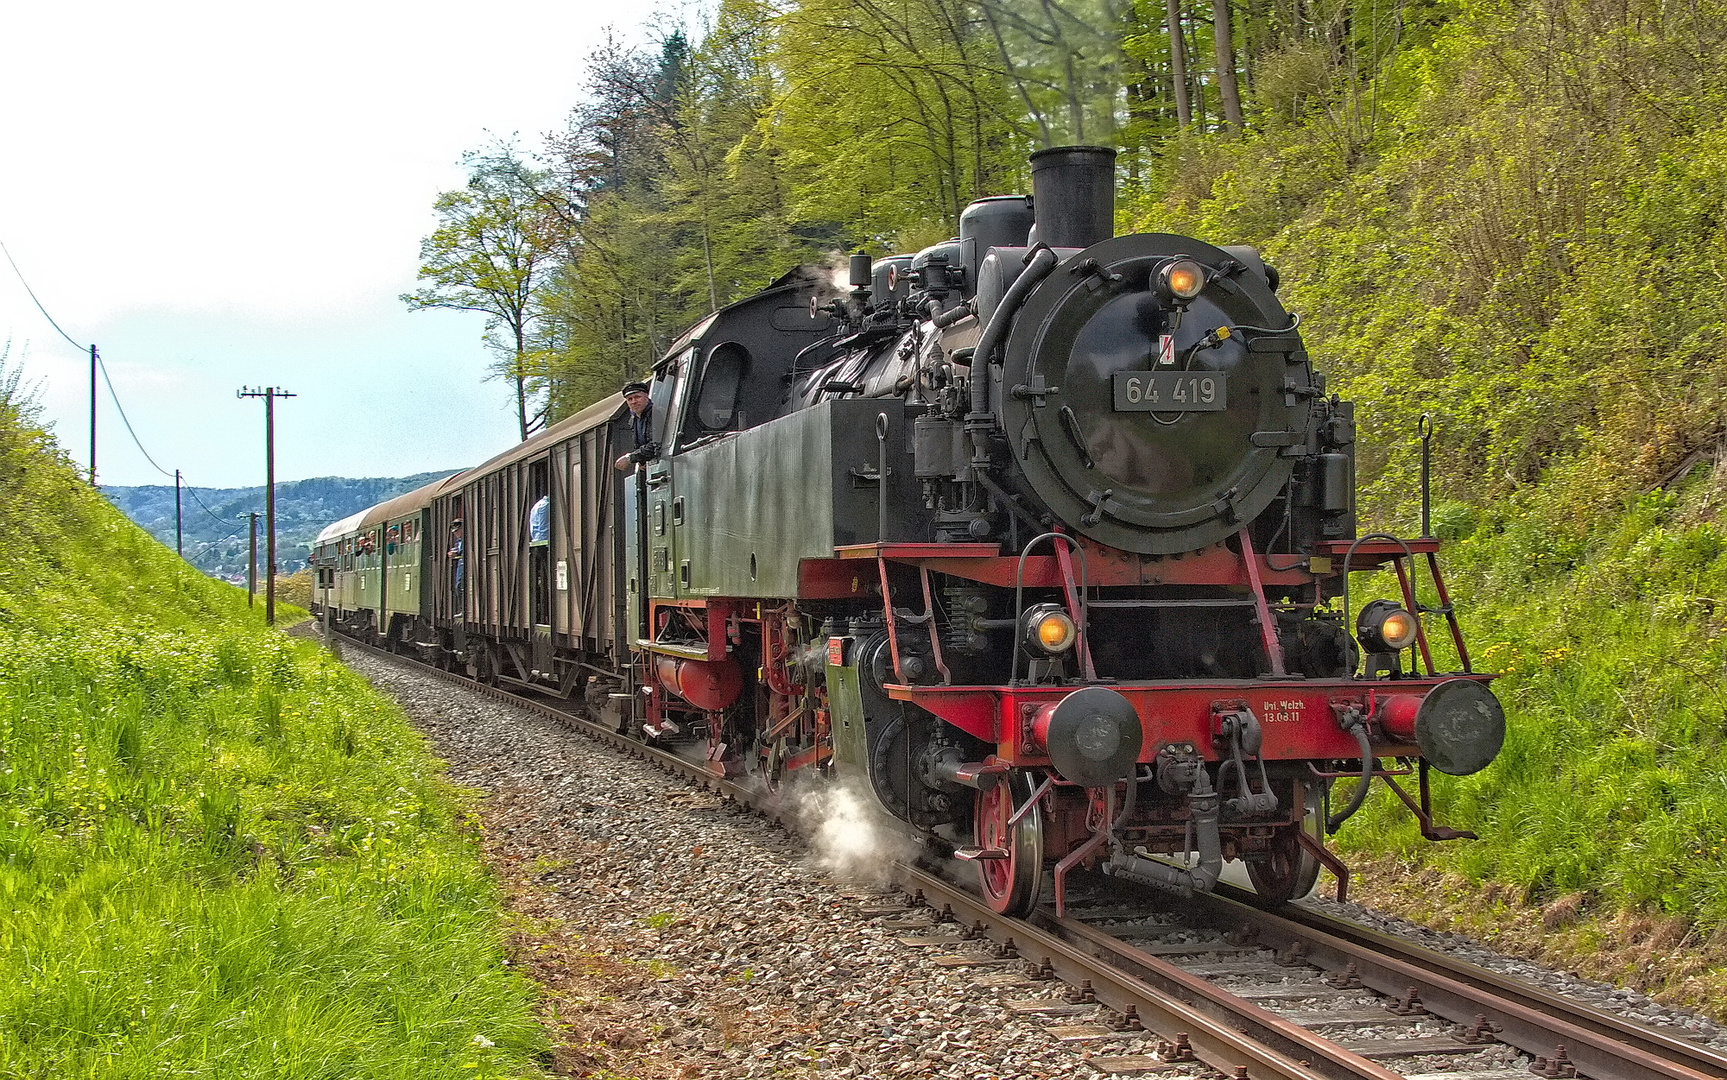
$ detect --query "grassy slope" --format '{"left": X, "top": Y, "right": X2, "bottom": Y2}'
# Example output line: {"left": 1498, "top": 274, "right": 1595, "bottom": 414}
{"left": 1123, "top": 0, "right": 1727, "bottom": 975}
{"left": 0, "top": 391, "right": 546, "bottom": 1074}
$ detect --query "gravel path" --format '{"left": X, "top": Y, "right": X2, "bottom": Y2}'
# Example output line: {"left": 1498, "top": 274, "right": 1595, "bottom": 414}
{"left": 344, "top": 647, "right": 1727, "bottom": 1077}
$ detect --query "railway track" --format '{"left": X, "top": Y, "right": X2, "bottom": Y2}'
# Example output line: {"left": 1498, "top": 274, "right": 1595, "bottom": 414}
{"left": 332, "top": 632, "right": 1723, "bottom": 1080}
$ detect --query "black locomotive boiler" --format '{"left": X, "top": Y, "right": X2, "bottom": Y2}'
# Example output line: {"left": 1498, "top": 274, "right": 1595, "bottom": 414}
{"left": 314, "top": 146, "right": 1504, "bottom": 916}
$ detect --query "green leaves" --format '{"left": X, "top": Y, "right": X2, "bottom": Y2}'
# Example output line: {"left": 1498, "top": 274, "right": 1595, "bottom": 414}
{"left": 404, "top": 148, "right": 561, "bottom": 441}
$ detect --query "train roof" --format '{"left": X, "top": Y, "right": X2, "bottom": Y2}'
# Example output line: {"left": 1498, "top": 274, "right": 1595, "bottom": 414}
{"left": 357, "top": 470, "right": 470, "bottom": 530}
{"left": 313, "top": 471, "right": 468, "bottom": 544}
{"left": 655, "top": 265, "right": 820, "bottom": 370}
{"left": 311, "top": 393, "right": 624, "bottom": 545}
{"left": 454, "top": 392, "right": 625, "bottom": 481}
{"left": 315, "top": 509, "right": 369, "bottom": 544}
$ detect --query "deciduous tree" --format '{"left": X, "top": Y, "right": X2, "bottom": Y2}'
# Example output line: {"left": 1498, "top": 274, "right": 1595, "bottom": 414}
{"left": 403, "top": 149, "right": 560, "bottom": 441}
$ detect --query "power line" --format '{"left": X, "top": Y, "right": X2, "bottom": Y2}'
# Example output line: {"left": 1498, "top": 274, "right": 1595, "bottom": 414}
{"left": 93, "top": 353, "right": 174, "bottom": 479}
{"left": 0, "top": 238, "right": 173, "bottom": 477}
{"left": 2, "top": 237, "right": 249, "bottom": 512}
{"left": 183, "top": 482, "right": 248, "bottom": 529}
{"left": 0, "top": 241, "right": 86, "bottom": 352}
{"left": 184, "top": 521, "right": 252, "bottom": 561}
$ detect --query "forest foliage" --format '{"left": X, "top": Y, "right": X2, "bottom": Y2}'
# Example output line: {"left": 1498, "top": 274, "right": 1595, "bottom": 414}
{"left": 404, "top": 0, "right": 1727, "bottom": 934}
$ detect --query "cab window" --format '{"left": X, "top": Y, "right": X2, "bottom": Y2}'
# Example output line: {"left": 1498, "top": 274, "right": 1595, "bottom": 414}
{"left": 692, "top": 343, "right": 749, "bottom": 432}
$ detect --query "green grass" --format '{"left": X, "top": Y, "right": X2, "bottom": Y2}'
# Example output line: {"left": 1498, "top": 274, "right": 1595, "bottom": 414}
{"left": 0, "top": 369, "right": 547, "bottom": 1075}
{"left": 1338, "top": 480, "right": 1727, "bottom": 930}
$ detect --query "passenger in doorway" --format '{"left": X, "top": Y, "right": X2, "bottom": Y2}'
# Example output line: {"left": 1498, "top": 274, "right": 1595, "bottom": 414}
{"left": 529, "top": 495, "right": 550, "bottom": 546}
{"left": 614, "top": 380, "right": 658, "bottom": 472}
{"left": 448, "top": 520, "right": 465, "bottom": 616}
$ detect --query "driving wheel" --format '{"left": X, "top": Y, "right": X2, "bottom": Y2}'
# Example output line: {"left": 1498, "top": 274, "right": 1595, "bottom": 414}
{"left": 975, "top": 771, "right": 1045, "bottom": 915}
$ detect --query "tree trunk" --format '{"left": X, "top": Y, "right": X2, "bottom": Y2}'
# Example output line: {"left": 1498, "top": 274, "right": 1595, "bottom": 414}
{"left": 514, "top": 325, "right": 529, "bottom": 442}
{"left": 1166, "top": 0, "right": 1191, "bottom": 127}
{"left": 701, "top": 204, "right": 718, "bottom": 313}
{"left": 1214, "top": 0, "right": 1245, "bottom": 131}
{"left": 1187, "top": 9, "right": 1206, "bottom": 130}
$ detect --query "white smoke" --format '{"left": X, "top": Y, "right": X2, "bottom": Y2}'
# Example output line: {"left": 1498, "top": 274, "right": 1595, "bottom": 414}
{"left": 788, "top": 777, "right": 923, "bottom": 885}
{"left": 818, "top": 249, "right": 854, "bottom": 294}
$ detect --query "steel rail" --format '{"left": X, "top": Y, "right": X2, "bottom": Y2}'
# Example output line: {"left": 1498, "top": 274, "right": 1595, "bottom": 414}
{"left": 894, "top": 863, "right": 1397, "bottom": 1080}
{"left": 1034, "top": 911, "right": 1417, "bottom": 1080}
{"left": 1177, "top": 886, "right": 1727, "bottom": 1080}
{"left": 1229, "top": 889, "right": 1727, "bottom": 1079}
{"left": 333, "top": 636, "right": 1721, "bottom": 1080}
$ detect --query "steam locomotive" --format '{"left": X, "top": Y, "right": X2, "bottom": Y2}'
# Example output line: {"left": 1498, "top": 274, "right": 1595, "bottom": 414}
{"left": 312, "top": 146, "right": 1504, "bottom": 916}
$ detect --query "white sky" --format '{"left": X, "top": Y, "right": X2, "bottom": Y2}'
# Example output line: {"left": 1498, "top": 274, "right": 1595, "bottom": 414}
{"left": 1, "top": 0, "right": 671, "bottom": 488}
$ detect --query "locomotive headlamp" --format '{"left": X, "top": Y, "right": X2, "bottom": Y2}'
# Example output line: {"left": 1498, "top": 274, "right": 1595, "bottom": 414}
{"left": 1158, "top": 258, "right": 1208, "bottom": 302}
{"left": 1357, "top": 599, "right": 1419, "bottom": 653}
{"left": 1022, "top": 603, "right": 1077, "bottom": 655}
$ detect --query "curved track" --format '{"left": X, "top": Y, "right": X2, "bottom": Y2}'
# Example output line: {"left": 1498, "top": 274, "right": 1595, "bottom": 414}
{"left": 332, "top": 631, "right": 1721, "bottom": 1080}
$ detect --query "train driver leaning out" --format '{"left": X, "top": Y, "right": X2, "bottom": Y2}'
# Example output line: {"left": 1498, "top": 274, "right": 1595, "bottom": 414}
{"left": 613, "top": 380, "right": 657, "bottom": 472}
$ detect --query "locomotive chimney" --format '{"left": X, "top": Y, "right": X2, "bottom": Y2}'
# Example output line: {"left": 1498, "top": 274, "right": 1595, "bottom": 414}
{"left": 1029, "top": 145, "right": 1117, "bottom": 249}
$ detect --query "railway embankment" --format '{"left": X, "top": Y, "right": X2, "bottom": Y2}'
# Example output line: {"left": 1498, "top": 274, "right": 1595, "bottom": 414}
{"left": 0, "top": 391, "right": 545, "bottom": 1073}
{"left": 1328, "top": 484, "right": 1727, "bottom": 1014}
{"left": 345, "top": 649, "right": 1143, "bottom": 1079}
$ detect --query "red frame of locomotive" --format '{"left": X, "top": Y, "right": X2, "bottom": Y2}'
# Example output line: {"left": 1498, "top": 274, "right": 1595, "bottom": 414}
{"left": 631, "top": 524, "right": 1489, "bottom": 902}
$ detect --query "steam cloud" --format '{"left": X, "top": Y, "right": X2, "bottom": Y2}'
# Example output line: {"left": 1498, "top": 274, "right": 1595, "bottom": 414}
{"left": 789, "top": 777, "right": 923, "bottom": 885}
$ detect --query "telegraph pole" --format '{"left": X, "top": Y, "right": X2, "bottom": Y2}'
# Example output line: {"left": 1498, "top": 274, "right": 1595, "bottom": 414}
{"left": 89, "top": 345, "right": 98, "bottom": 486}
{"left": 237, "top": 387, "right": 295, "bottom": 624}
{"left": 174, "top": 470, "right": 183, "bottom": 556}
{"left": 248, "top": 512, "right": 258, "bottom": 607}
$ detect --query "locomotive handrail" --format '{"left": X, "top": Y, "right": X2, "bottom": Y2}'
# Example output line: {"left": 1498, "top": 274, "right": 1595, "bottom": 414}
{"left": 876, "top": 412, "right": 890, "bottom": 543}
{"left": 1340, "top": 531, "right": 1418, "bottom": 678}
{"left": 1010, "top": 531, "right": 1090, "bottom": 687}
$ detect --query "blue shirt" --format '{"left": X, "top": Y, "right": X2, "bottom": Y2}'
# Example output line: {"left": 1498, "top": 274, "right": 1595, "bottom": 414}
{"left": 529, "top": 496, "right": 550, "bottom": 544}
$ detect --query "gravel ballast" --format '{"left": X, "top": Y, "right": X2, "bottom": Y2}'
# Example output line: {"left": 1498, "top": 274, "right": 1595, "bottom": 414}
{"left": 348, "top": 651, "right": 1193, "bottom": 1079}
{"left": 345, "top": 648, "right": 1727, "bottom": 1076}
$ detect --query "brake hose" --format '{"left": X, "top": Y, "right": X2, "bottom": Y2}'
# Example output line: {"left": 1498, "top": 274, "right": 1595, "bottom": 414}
{"left": 1325, "top": 708, "right": 1375, "bottom": 833}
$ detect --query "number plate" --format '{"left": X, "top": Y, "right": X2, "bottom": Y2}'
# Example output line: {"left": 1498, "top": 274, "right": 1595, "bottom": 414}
{"left": 1112, "top": 372, "right": 1227, "bottom": 411}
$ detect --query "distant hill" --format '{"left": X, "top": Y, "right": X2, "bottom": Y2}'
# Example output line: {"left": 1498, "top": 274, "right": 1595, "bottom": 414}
{"left": 103, "top": 471, "right": 460, "bottom": 582}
